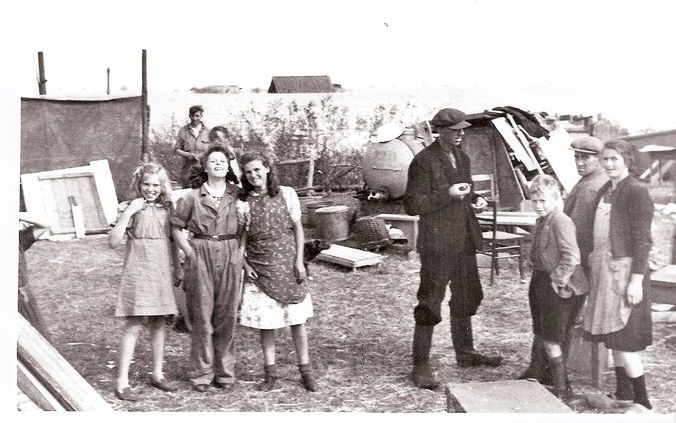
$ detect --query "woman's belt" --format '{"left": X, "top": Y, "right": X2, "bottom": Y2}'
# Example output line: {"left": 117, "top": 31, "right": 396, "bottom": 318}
{"left": 191, "top": 233, "right": 237, "bottom": 241}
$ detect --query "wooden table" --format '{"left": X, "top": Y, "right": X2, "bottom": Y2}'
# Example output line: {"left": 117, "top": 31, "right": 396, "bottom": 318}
{"left": 475, "top": 211, "right": 537, "bottom": 231}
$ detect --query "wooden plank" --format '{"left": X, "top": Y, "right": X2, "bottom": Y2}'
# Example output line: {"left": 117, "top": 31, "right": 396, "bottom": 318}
{"left": 536, "top": 128, "right": 581, "bottom": 193}
{"left": 445, "top": 380, "right": 571, "bottom": 413}
{"left": 17, "top": 313, "right": 111, "bottom": 411}
{"left": 69, "top": 196, "right": 85, "bottom": 238}
{"left": 506, "top": 114, "right": 544, "bottom": 175}
{"left": 90, "top": 160, "right": 118, "bottom": 225}
{"left": 38, "top": 171, "right": 94, "bottom": 180}
{"left": 568, "top": 326, "right": 609, "bottom": 383}
{"left": 492, "top": 117, "right": 539, "bottom": 172}
{"left": 317, "top": 244, "right": 383, "bottom": 269}
{"left": 16, "top": 388, "right": 42, "bottom": 411}
{"left": 17, "top": 359, "right": 65, "bottom": 411}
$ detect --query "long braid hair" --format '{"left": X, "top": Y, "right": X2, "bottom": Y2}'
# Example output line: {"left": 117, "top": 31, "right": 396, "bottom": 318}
{"left": 238, "top": 151, "right": 280, "bottom": 201}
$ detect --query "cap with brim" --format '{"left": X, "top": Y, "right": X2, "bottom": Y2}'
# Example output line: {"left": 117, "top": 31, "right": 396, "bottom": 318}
{"left": 570, "top": 136, "right": 603, "bottom": 154}
{"left": 375, "top": 122, "right": 405, "bottom": 143}
{"left": 430, "top": 108, "right": 471, "bottom": 129}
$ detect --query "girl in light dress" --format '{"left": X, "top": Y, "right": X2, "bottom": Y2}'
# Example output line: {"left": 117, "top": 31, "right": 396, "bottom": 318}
{"left": 109, "top": 163, "right": 178, "bottom": 401}
{"left": 237, "top": 151, "right": 318, "bottom": 392}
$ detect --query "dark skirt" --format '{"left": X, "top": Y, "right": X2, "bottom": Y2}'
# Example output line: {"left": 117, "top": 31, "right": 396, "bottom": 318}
{"left": 529, "top": 270, "right": 585, "bottom": 343}
{"left": 584, "top": 272, "right": 653, "bottom": 352}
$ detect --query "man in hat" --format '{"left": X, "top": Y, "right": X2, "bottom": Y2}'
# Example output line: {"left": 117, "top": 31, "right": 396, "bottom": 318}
{"left": 564, "top": 135, "right": 608, "bottom": 265}
{"left": 518, "top": 135, "right": 607, "bottom": 384}
{"left": 404, "top": 108, "right": 502, "bottom": 389}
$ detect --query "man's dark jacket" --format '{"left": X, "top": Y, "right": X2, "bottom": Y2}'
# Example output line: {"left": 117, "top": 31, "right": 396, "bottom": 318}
{"left": 403, "top": 140, "right": 483, "bottom": 254}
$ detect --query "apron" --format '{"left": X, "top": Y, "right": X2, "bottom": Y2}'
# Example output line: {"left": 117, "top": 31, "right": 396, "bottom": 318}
{"left": 246, "top": 194, "right": 307, "bottom": 304}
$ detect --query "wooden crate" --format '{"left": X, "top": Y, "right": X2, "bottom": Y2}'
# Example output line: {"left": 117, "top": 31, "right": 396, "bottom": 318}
{"left": 21, "top": 160, "right": 118, "bottom": 238}
{"left": 316, "top": 244, "right": 383, "bottom": 272}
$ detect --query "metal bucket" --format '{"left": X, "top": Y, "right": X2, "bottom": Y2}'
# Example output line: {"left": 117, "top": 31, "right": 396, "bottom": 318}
{"left": 305, "top": 200, "right": 334, "bottom": 227}
{"left": 314, "top": 205, "right": 351, "bottom": 242}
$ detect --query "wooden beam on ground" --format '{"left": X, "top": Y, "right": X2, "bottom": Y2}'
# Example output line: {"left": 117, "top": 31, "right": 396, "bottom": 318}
{"left": 445, "top": 380, "right": 571, "bottom": 413}
{"left": 17, "top": 359, "right": 65, "bottom": 411}
{"left": 17, "top": 313, "right": 111, "bottom": 411}
{"left": 317, "top": 244, "right": 383, "bottom": 272}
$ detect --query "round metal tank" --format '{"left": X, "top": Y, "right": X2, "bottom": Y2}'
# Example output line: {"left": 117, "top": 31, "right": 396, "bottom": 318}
{"left": 362, "top": 133, "right": 428, "bottom": 200}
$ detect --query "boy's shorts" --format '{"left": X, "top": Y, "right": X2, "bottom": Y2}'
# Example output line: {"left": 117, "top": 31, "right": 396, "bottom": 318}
{"left": 529, "top": 270, "right": 585, "bottom": 343}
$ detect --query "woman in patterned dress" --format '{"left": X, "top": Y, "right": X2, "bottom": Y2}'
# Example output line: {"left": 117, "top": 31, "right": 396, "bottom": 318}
{"left": 237, "top": 151, "right": 318, "bottom": 392}
{"left": 583, "top": 139, "right": 654, "bottom": 410}
{"left": 109, "top": 163, "right": 179, "bottom": 401}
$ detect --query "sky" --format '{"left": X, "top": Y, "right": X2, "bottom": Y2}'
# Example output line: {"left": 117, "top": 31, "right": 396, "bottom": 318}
{"left": 1, "top": 0, "right": 676, "bottom": 94}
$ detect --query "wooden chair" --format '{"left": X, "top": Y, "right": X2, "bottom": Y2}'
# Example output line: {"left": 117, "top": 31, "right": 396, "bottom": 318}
{"left": 472, "top": 174, "right": 525, "bottom": 285}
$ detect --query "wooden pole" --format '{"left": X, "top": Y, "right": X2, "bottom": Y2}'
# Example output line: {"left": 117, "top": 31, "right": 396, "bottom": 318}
{"left": 141, "top": 49, "right": 149, "bottom": 162}
{"left": 37, "top": 51, "right": 47, "bottom": 95}
{"left": 106, "top": 67, "right": 110, "bottom": 95}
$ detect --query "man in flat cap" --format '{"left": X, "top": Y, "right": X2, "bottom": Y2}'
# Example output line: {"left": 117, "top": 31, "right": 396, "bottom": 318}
{"left": 519, "top": 135, "right": 607, "bottom": 384}
{"left": 404, "top": 108, "right": 502, "bottom": 389}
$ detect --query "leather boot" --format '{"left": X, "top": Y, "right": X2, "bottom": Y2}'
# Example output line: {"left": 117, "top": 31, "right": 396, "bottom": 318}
{"left": 548, "top": 356, "right": 571, "bottom": 399}
{"left": 298, "top": 363, "right": 318, "bottom": 392}
{"left": 517, "top": 335, "right": 552, "bottom": 384}
{"left": 411, "top": 325, "right": 439, "bottom": 389}
{"left": 613, "top": 367, "right": 633, "bottom": 400}
{"left": 630, "top": 374, "right": 652, "bottom": 410}
{"left": 257, "top": 364, "right": 279, "bottom": 391}
{"left": 451, "top": 316, "right": 502, "bottom": 367}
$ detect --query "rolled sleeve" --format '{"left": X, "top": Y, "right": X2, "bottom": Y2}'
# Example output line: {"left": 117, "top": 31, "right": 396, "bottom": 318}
{"left": 170, "top": 193, "right": 193, "bottom": 229}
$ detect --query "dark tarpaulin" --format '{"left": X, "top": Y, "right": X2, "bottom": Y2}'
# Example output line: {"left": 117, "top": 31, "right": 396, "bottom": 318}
{"left": 21, "top": 96, "right": 142, "bottom": 199}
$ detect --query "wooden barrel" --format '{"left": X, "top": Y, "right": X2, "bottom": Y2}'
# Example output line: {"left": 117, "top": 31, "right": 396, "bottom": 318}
{"left": 315, "top": 205, "right": 351, "bottom": 242}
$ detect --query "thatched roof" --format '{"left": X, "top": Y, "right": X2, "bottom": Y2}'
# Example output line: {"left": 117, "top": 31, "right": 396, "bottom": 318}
{"left": 268, "top": 75, "right": 334, "bottom": 93}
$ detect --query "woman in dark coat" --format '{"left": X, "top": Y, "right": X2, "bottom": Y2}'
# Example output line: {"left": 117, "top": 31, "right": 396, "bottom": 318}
{"left": 583, "top": 139, "right": 654, "bottom": 410}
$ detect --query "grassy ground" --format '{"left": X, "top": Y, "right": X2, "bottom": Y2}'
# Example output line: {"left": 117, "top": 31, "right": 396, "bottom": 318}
{"left": 25, "top": 215, "right": 676, "bottom": 413}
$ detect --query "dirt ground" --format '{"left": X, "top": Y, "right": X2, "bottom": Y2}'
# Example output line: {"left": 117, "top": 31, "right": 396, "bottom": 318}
{"left": 24, "top": 212, "right": 675, "bottom": 413}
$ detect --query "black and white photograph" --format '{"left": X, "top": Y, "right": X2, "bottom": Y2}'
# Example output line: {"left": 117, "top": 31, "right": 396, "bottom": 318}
{"left": 1, "top": 0, "right": 675, "bottom": 418}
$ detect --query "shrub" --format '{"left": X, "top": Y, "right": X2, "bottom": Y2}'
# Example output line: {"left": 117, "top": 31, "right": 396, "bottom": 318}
{"left": 149, "top": 96, "right": 376, "bottom": 191}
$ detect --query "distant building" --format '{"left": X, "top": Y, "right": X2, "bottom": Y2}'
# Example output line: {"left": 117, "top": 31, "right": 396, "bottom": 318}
{"left": 623, "top": 129, "right": 676, "bottom": 182}
{"left": 268, "top": 76, "right": 334, "bottom": 93}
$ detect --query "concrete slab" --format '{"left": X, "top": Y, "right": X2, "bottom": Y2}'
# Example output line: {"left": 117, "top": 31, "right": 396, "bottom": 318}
{"left": 445, "top": 379, "right": 572, "bottom": 413}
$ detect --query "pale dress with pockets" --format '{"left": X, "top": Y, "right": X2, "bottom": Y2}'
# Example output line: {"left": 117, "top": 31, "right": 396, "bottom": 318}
{"left": 114, "top": 201, "right": 178, "bottom": 317}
